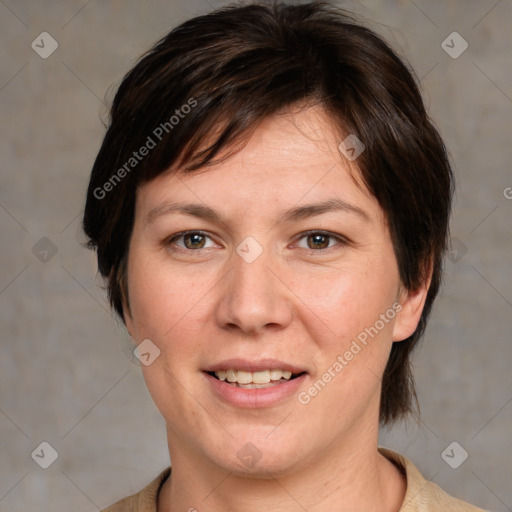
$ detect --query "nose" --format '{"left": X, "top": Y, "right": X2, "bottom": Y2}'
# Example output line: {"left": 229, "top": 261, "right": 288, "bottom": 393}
{"left": 215, "top": 243, "right": 293, "bottom": 335}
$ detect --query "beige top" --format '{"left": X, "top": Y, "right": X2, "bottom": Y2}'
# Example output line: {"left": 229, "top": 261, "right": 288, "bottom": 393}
{"left": 101, "top": 447, "right": 486, "bottom": 511}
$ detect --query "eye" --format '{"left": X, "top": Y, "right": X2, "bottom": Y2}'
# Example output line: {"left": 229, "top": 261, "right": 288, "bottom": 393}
{"left": 165, "top": 230, "right": 348, "bottom": 254}
{"left": 295, "top": 231, "right": 346, "bottom": 251}
{"left": 166, "top": 231, "right": 216, "bottom": 251}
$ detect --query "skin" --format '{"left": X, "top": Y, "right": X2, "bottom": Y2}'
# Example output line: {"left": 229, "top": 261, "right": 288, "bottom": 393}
{"left": 123, "top": 105, "right": 430, "bottom": 512}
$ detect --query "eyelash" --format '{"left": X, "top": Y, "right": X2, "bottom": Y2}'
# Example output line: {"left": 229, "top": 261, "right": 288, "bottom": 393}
{"left": 164, "top": 230, "right": 348, "bottom": 254}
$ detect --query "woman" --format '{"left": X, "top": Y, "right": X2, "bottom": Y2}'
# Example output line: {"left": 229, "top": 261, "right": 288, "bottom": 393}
{"left": 83, "top": 1, "right": 485, "bottom": 510}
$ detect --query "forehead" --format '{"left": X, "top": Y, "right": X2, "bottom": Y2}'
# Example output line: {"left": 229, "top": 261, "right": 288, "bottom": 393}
{"left": 135, "top": 106, "right": 383, "bottom": 226}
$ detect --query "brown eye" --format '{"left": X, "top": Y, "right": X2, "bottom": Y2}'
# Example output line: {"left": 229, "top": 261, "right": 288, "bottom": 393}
{"left": 167, "top": 231, "right": 215, "bottom": 251}
{"left": 295, "top": 231, "right": 347, "bottom": 252}
{"left": 307, "top": 233, "right": 330, "bottom": 249}
{"left": 183, "top": 232, "right": 206, "bottom": 249}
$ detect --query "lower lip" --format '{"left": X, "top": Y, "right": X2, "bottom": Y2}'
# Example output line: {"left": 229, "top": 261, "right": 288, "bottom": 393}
{"left": 203, "top": 372, "right": 307, "bottom": 408}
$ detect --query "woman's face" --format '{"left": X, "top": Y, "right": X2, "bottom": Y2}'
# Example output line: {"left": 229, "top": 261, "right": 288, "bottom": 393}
{"left": 124, "top": 106, "right": 425, "bottom": 476}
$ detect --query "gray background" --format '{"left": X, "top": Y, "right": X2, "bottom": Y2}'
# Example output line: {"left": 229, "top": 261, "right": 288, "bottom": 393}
{"left": 1, "top": 0, "right": 511, "bottom": 510}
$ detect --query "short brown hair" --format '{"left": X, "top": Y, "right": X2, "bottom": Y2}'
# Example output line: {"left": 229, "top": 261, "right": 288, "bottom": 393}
{"left": 83, "top": 0, "right": 454, "bottom": 426}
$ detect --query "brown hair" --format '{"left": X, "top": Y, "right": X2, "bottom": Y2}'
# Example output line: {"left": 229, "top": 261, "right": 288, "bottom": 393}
{"left": 82, "top": 0, "right": 454, "bottom": 425}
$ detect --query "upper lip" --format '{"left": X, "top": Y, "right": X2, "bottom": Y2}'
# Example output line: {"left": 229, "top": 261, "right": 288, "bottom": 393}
{"left": 203, "top": 358, "right": 308, "bottom": 374}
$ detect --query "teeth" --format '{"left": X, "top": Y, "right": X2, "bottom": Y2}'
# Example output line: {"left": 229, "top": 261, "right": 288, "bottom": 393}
{"left": 214, "top": 369, "right": 294, "bottom": 384}
{"left": 253, "top": 370, "right": 271, "bottom": 384}
{"left": 236, "top": 370, "right": 253, "bottom": 384}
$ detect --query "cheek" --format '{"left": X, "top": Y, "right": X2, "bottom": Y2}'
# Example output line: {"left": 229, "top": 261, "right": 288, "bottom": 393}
{"left": 292, "top": 256, "right": 399, "bottom": 349}
{"left": 126, "top": 252, "right": 218, "bottom": 402}
{"left": 302, "top": 291, "right": 398, "bottom": 428}
{"left": 127, "top": 252, "right": 208, "bottom": 339}
{"left": 320, "top": 267, "right": 399, "bottom": 393}
{"left": 127, "top": 257, "right": 211, "bottom": 415}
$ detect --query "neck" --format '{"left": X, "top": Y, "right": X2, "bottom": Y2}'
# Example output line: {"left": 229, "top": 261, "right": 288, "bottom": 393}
{"left": 158, "top": 426, "right": 406, "bottom": 512}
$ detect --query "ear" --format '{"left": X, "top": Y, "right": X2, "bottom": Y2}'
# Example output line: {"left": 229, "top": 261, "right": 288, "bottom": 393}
{"left": 392, "top": 263, "right": 433, "bottom": 342}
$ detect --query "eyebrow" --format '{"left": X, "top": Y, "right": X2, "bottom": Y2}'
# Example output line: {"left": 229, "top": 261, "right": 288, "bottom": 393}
{"left": 145, "top": 198, "right": 370, "bottom": 225}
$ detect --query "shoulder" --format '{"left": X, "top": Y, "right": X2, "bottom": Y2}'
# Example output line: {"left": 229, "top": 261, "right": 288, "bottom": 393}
{"left": 378, "top": 447, "right": 486, "bottom": 512}
{"left": 100, "top": 467, "right": 171, "bottom": 512}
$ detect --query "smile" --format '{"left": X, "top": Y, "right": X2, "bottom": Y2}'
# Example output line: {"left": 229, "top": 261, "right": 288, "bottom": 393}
{"left": 204, "top": 371, "right": 307, "bottom": 408}
{"left": 210, "top": 368, "right": 304, "bottom": 388}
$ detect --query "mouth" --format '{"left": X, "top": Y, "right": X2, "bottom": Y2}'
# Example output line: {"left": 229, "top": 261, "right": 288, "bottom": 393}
{"left": 206, "top": 369, "right": 307, "bottom": 389}
{"left": 203, "top": 363, "right": 309, "bottom": 408}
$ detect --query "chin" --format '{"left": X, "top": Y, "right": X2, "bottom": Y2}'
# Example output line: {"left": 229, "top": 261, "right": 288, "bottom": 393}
{"left": 212, "top": 435, "right": 307, "bottom": 478}
{"left": 226, "top": 455, "right": 299, "bottom": 479}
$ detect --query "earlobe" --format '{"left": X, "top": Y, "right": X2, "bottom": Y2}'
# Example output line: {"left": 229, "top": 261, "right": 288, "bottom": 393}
{"left": 392, "top": 260, "right": 433, "bottom": 342}
{"left": 392, "top": 284, "right": 429, "bottom": 342}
